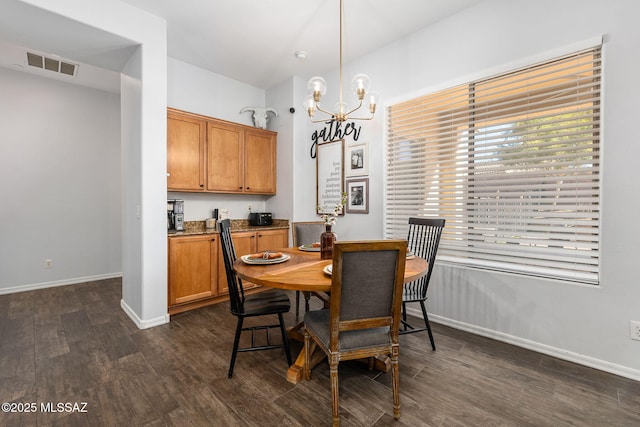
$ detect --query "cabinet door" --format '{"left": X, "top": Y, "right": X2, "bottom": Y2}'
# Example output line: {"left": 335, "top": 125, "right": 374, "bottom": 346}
{"left": 256, "top": 229, "right": 289, "bottom": 252}
{"left": 231, "top": 231, "right": 258, "bottom": 256}
{"left": 218, "top": 231, "right": 257, "bottom": 294}
{"left": 168, "top": 235, "right": 218, "bottom": 306}
{"left": 167, "top": 111, "right": 206, "bottom": 191}
{"left": 207, "top": 122, "right": 243, "bottom": 192}
{"left": 244, "top": 130, "right": 276, "bottom": 194}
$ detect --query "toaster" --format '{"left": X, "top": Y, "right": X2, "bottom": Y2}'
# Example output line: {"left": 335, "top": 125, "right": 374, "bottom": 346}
{"left": 248, "top": 212, "right": 273, "bottom": 226}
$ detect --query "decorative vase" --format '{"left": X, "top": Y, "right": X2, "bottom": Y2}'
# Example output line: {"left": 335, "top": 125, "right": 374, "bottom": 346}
{"left": 320, "top": 224, "right": 336, "bottom": 260}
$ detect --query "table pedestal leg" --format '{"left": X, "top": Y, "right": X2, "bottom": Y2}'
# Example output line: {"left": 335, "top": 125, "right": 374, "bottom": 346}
{"left": 285, "top": 322, "right": 390, "bottom": 382}
{"left": 287, "top": 341, "right": 327, "bottom": 384}
{"left": 287, "top": 321, "right": 305, "bottom": 342}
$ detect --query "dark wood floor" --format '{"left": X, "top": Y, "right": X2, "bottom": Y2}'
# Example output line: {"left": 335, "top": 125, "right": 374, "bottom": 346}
{"left": 1, "top": 278, "right": 639, "bottom": 426}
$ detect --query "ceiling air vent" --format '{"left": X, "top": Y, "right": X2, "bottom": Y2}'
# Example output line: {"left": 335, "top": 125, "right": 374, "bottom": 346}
{"left": 26, "top": 51, "right": 77, "bottom": 76}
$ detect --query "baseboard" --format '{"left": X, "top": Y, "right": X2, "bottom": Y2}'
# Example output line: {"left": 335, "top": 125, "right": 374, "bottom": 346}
{"left": 0, "top": 272, "right": 122, "bottom": 295}
{"left": 405, "top": 307, "right": 640, "bottom": 382}
{"left": 120, "top": 299, "right": 170, "bottom": 330}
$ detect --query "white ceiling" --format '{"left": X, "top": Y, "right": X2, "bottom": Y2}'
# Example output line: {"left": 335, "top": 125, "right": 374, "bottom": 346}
{"left": 120, "top": 0, "right": 483, "bottom": 89}
{"left": 0, "top": 0, "right": 483, "bottom": 90}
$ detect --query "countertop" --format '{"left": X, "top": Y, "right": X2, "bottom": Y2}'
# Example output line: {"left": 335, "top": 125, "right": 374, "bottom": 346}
{"left": 168, "top": 219, "right": 289, "bottom": 237}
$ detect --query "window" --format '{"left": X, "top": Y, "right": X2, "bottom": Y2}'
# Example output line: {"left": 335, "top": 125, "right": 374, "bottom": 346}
{"left": 385, "top": 46, "right": 601, "bottom": 284}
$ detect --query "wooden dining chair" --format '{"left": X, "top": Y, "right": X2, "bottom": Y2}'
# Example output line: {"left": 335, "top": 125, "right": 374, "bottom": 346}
{"left": 291, "top": 221, "right": 325, "bottom": 318}
{"left": 401, "top": 217, "right": 445, "bottom": 350}
{"left": 303, "top": 240, "right": 407, "bottom": 426}
{"left": 218, "top": 219, "right": 292, "bottom": 378}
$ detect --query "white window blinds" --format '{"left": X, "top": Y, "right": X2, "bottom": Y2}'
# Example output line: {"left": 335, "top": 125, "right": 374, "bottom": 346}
{"left": 385, "top": 46, "right": 601, "bottom": 284}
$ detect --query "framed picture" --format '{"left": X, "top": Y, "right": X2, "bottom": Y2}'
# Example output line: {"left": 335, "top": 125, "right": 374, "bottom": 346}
{"left": 316, "top": 139, "right": 345, "bottom": 215}
{"left": 345, "top": 141, "right": 368, "bottom": 177}
{"left": 346, "top": 178, "right": 369, "bottom": 214}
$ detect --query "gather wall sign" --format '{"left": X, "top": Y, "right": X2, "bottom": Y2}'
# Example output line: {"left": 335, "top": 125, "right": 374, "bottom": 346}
{"left": 310, "top": 120, "right": 361, "bottom": 159}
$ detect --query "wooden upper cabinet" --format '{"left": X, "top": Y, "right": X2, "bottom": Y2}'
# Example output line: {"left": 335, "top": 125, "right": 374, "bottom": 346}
{"left": 167, "top": 111, "right": 206, "bottom": 191}
{"left": 167, "top": 108, "right": 277, "bottom": 195}
{"left": 244, "top": 130, "right": 276, "bottom": 194}
{"left": 207, "top": 122, "right": 243, "bottom": 192}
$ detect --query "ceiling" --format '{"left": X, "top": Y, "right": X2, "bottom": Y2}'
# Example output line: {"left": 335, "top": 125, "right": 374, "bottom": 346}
{"left": 120, "top": 0, "right": 483, "bottom": 89}
{"left": 0, "top": 0, "right": 483, "bottom": 90}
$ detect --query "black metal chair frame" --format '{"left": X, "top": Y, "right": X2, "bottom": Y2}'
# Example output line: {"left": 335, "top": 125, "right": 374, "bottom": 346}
{"left": 400, "top": 217, "right": 445, "bottom": 350}
{"left": 219, "top": 219, "right": 292, "bottom": 378}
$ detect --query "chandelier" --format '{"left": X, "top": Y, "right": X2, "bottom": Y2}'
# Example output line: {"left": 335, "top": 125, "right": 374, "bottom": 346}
{"left": 303, "top": 0, "right": 378, "bottom": 123}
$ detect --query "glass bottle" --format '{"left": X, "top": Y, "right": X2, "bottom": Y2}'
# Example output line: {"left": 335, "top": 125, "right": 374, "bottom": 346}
{"left": 320, "top": 224, "right": 336, "bottom": 260}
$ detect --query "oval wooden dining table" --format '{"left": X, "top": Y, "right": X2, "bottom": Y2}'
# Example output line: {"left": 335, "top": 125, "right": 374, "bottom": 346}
{"left": 233, "top": 246, "right": 429, "bottom": 384}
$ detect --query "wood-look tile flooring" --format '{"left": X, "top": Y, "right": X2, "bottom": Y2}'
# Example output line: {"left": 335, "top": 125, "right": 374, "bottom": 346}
{"left": 1, "top": 278, "right": 639, "bottom": 426}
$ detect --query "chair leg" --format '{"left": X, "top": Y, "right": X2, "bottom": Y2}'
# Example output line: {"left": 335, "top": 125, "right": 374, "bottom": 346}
{"left": 304, "top": 291, "right": 311, "bottom": 313}
{"left": 228, "top": 317, "right": 244, "bottom": 378}
{"left": 303, "top": 328, "right": 311, "bottom": 381}
{"left": 420, "top": 301, "right": 436, "bottom": 351}
{"left": 330, "top": 354, "right": 340, "bottom": 427}
{"left": 401, "top": 302, "right": 408, "bottom": 331}
{"left": 391, "top": 344, "right": 400, "bottom": 420}
{"left": 277, "top": 312, "right": 293, "bottom": 366}
{"left": 295, "top": 290, "right": 300, "bottom": 320}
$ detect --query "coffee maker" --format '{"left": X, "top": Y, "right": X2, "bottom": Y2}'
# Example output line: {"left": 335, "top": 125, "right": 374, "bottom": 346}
{"left": 167, "top": 199, "right": 184, "bottom": 231}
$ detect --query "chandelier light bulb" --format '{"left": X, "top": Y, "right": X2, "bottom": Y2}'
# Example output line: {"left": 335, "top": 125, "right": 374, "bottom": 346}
{"left": 307, "top": 76, "right": 327, "bottom": 102}
{"left": 303, "top": 95, "right": 316, "bottom": 117}
{"left": 335, "top": 101, "right": 348, "bottom": 114}
{"left": 367, "top": 92, "right": 379, "bottom": 113}
{"left": 351, "top": 73, "right": 371, "bottom": 100}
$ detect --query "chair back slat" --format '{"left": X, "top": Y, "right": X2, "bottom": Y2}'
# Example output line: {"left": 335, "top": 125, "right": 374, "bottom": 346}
{"left": 218, "top": 219, "right": 245, "bottom": 314}
{"left": 405, "top": 218, "right": 445, "bottom": 299}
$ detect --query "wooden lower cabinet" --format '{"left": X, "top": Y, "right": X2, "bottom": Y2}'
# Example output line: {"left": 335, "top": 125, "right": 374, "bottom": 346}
{"left": 168, "top": 234, "right": 218, "bottom": 311}
{"left": 217, "top": 228, "right": 289, "bottom": 294}
{"left": 168, "top": 228, "right": 289, "bottom": 314}
{"left": 258, "top": 228, "right": 289, "bottom": 252}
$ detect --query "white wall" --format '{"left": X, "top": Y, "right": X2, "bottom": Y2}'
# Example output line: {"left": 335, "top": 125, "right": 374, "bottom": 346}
{"left": 19, "top": 0, "right": 169, "bottom": 328}
{"left": 288, "top": 0, "right": 640, "bottom": 378}
{"left": 0, "top": 68, "right": 121, "bottom": 293}
{"left": 289, "top": 75, "right": 323, "bottom": 224}
{"left": 120, "top": 46, "right": 144, "bottom": 319}
{"left": 167, "top": 57, "right": 277, "bottom": 221}
{"left": 264, "top": 77, "right": 295, "bottom": 224}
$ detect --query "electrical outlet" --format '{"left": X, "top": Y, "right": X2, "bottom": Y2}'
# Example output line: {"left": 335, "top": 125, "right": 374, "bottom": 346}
{"left": 247, "top": 204, "right": 252, "bottom": 213}
{"left": 44, "top": 259, "right": 53, "bottom": 268}
{"left": 630, "top": 321, "right": 640, "bottom": 341}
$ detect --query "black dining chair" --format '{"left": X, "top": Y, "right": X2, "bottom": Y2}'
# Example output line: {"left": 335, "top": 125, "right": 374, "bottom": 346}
{"left": 291, "top": 221, "right": 325, "bottom": 318}
{"left": 303, "top": 240, "right": 407, "bottom": 426}
{"left": 218, "top": 219, "right": 292, "bottom": 378}
{"left": 400, "top": 217, "right": 445, "bottom": 350}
